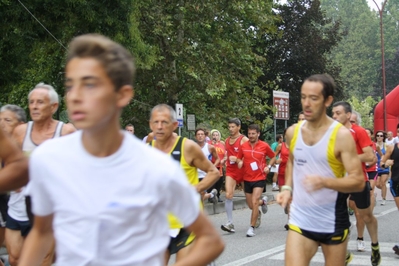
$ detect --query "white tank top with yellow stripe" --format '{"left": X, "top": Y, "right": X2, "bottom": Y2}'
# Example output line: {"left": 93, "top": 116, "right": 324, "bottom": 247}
{"left": 289, "top": 120, "right": 348, "bottom": 233}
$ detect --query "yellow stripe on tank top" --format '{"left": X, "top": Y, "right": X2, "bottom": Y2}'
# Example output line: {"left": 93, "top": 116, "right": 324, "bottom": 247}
{"left": 326, "top": 123, "right": 346, "bottom": 178}
{"left": 289, "top": 121, "right": 303, "bottom": 154}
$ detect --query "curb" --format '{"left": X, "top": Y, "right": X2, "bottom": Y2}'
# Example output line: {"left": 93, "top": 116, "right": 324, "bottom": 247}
{"left": 204, "top": 192, "right": 275, "bottom": 215}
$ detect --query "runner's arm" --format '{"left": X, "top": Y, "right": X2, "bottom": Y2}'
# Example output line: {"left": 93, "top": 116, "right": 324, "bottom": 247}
{"left": 0, "top": 127, "right": 29, "bottom": 191}
{"left": 186, "top": 141, "right": 219, "bottom": 192}
{"left": 19, "top": 214, "right": 54, "bottom": 266}
{"left": 276, "top": 126, "right": 294, "bottom": 209}
{"left": 175, "top": 212, "right": 224, "bottom": 266}
{"left": 380, "top": 145, "right": 394, "bottom": 167}
{"left": 209, "top": 145, "right": 220, "bottom": 167}
{"left": 303, "top": 127, "right": 364, "bottom": 193}
{"left": 359, "top": 146, "right": 377, "bottom": 164}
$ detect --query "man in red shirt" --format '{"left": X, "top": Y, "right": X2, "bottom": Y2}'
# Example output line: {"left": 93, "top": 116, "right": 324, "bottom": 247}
{"left": 236, "top": 124, "right": 276, "bottom": 237}
{"left": 332, "top": 101, "right": 380, "bottom": 266}
{"left": 220, "top": 118, "right": 248, "bottom": 233}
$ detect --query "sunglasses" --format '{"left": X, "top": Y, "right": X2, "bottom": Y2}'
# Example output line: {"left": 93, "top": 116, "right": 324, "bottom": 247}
{"left": 376, "top": 135, "right": 384, "bottom": 137}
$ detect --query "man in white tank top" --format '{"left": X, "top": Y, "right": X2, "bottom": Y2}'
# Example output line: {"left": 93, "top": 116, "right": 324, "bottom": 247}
{"left": 276, "top": 74, "right": 365, "bottom": 266}
{"left": 8, "top": 83, "right": 75, "bottom": 266}
{"left": 195, "top": 128, "right": 220, "bottom": 203}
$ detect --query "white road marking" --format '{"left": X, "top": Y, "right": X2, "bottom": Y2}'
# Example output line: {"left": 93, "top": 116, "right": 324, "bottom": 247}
{"left": 221, "top": 245, "right": 285, "bottom": 266}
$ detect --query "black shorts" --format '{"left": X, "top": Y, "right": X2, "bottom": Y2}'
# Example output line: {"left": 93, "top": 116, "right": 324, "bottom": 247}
{"left": 288, "top": 224, "right": 350, "bottom": 245}
{"left": 0, "top": 194, "right": 9, "bottom": 227}
{"left": 377, "top": 170, "right": 389, "bottom": 176}
{"left": 244, "top": 180, "right": 266, "bottom": 194}
{"left": 389, "top": 179, "right": 399, "bottom": 198}
{"left": 367, "top": 171, "right": 378, "bottom": 182}
{"left": 5, "top": 214, "right": 31, "bottom": 237}
{"left": 349, "top": 181, "right": 371, "bottom": 209}
{"left": 167, "top": 228, "right": 195, "bottom": 255}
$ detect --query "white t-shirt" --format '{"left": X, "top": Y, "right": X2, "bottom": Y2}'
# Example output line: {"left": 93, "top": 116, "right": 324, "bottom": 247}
{"left": 29, "top": 131, "right": 200, "bottom": 266}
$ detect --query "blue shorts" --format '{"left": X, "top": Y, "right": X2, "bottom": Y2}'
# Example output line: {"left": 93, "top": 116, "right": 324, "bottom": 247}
{"left": 5, "top": 214, "right": 31, "bottom": 237}
{"left": 390, "top": 179, "right": 399, "bottom": 198}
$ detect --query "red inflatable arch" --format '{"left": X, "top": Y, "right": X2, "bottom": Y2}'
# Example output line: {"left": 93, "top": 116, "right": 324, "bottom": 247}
{"left": 374, "top": 85, "right": 399, "bottom": 132}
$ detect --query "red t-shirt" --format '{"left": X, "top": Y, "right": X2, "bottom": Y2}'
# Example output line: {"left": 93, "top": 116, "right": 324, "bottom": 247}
{"left": 278, "top": 142, "right": 289, "bottom": 176}
{"left": 208, "top": 141, "right": 226, "bottom": 167}
{"left": 349, "top": 124, "right": 372, "bottom": 181}
{"left": 225, "top": 135, "right": 244, "bottom": 171}
{"left": 366, "top": 142, "right": 378, "bottom": 172}
{"left": 237, "top": 140, "right": 275, "bottom": 182}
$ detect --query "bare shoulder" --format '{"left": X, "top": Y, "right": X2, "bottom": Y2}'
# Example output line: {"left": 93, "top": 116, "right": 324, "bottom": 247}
{"left": 335, "top": 126, "right": 355, "bottom": 151}
{"left": 241, "top": 136, "right": 249, "bottom": 144}
{"left": 61, "top": 123, "right": 77, "bottom": 135}
{"left": 184, "top": 138, "right": 200, "bottom": 152}
{"left": 183, "top": 138, "right": 203, "bottom": 166}
{"left": 285, "top": 124, "right": 296, "bottom": 140}
{"left": 336, "top": 125, "right": 352, "bottom": 139}
{"left": 12, "top": 123, "right": 28, "bottom": 144}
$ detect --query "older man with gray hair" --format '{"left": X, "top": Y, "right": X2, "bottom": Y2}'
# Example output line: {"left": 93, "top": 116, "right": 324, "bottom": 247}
{"left": 350, "top": 110, "right": 362, "bottom": 126}
{"left": 8, "top": 83, "right": 75, "bottom": 266}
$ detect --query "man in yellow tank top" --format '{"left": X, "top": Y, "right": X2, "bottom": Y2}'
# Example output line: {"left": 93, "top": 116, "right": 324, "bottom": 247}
{"left": 277, "top": 74, "right": 365, "bottom": 266}
{"left": 149, "top": 104, "right": 220, "bottom": 264}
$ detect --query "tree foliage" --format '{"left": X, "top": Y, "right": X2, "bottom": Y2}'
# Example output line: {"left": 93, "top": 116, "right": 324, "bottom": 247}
{"left": 320, "top": 0, "right": 399, "bottom": 100}
{"left": 258, "top": 0, "right": 344, "bottom": 130}
{"left": 347, "top": 95, "right": 378, "bottom": 129}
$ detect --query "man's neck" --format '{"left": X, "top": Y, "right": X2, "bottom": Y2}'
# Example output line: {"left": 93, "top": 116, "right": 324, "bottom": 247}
{"left": 343, "top": 121, "right": 352, "bottom": 129}
{"left": 198, "top": 141, "right": 205, "bottom": 148}
{"left": 81, "top": 120, "right": 123, "bottom": 157}
{"left": 249, "top": 140, "right": 258, "bottom": 147}
{"left": 304, "top": 115, "right": 332, "bottom": 130}
{"left": 230, "top": 133, "right": 240, "bottom": 139}
{"left": 32, "top": 118, "right": 57, "bottom": 132}
{"left": 154, "top": 134, "right": 178, "bottom": 153}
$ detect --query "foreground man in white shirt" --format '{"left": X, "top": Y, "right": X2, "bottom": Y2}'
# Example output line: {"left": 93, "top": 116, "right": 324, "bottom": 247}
{"left": 19, "top": 34, "right": 224, "bottom": 266}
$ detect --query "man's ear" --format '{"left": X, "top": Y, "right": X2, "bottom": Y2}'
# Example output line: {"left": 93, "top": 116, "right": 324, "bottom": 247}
{"left": 117, "top": 85, "right": 134, "bottom": 108}
{"left": 51, "top": 103, "right": 59, "bottom": 115}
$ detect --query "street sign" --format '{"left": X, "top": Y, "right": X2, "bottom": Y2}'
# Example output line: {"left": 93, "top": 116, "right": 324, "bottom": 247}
{"left": 187, "top": 114, "right": 196, "bottom": 131}
{"left": 177, "top": 119, "right": 183, "bottom": 127}
{"left": 273, "top": 91, "right": 289, "bottom": 120}
{"left": 175, "top": 103, "right": 183, "bottom": 120}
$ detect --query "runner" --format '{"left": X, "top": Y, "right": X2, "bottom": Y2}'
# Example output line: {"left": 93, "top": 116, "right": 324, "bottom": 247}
{"left": 195, "top": 128, "right": 220, "bottom": 203}
{"left": 0, "top": 105, "right": 27, "bottom": 266}
{"left": 277, "top": 74, "right": 365, "bottom": 266}
{"left": 236, "top": 124, "right": 275, "bottom": 237}
{"left": 271, "top": 134, "right": 283, "bottom": 191}
{"left": 220, "top": 118, "right": 248, "bottom": 233}
{"left": 332, "top": 101, "right": 381, "bottom": 265}
{"left": 7, "top": 83, "right": 75, "bottom": 266}
{"left": 207, "top": 129, "right": 226, "bottom": 202}
{"left": 148, "top": 104, "right": 220, "bottom": 264}
{"left": 375, "top": 130, "right": 389, "bottom": 206}
{"left": 125, "top": 124, "right": 134, "bottom": 135}
{"left": 19, "top": 34, "right": 224, "bottom": 266}
{"left": 379, "top": 138, "right": 399, "bottom": 255}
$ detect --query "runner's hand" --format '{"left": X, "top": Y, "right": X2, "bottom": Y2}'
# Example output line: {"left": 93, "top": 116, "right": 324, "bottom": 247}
{"left": 385, "top": 159, "right": 394, "bottom": 167}
{"left": 303, "top": 174, "right": 324, "bottom": 192}
{"left": 276, "top": 190, "right": 291, "bottom": 209}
